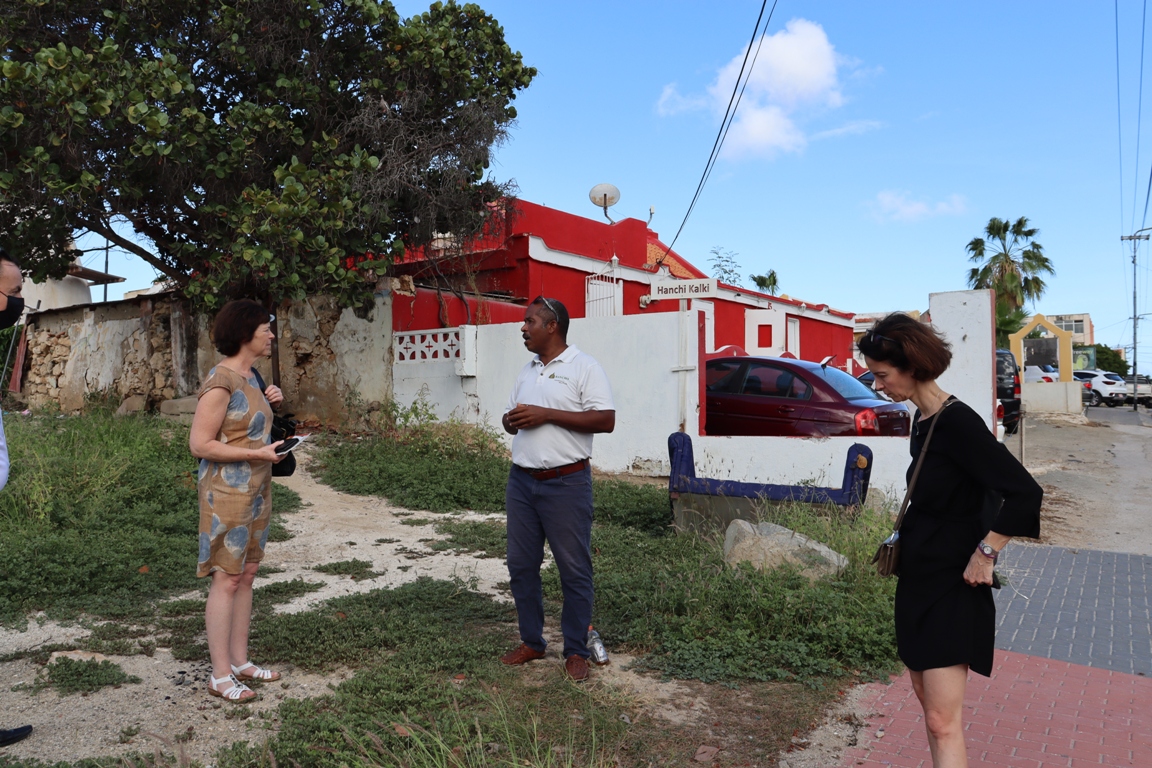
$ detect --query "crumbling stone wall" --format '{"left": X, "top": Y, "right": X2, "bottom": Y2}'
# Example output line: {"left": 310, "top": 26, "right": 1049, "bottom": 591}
{"left": 23, "top": 297, "right": 178, "bottom": 412}
{"left": 22, "top": 291, "right": 392, "bottom": 423}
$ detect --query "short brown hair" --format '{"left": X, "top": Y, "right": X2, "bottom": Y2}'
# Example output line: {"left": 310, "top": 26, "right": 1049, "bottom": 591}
{"left": 212, "top": 300, "right": 270, "bottom": 356}
{"left": 858, "top": 313, "right": 952, "bottom": 381}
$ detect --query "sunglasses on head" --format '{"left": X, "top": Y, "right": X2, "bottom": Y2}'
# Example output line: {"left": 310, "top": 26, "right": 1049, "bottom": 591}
{"left": 865, "top": 329, "right": 896, "bottom": 345}
{"left": 537, "top": 296, "right": 561, "bottom": 319}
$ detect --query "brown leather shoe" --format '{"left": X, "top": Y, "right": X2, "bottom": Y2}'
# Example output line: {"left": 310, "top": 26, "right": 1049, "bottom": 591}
{"left": 565, "top": 654, "right": 590, "bottom": 682}
{"left": 500, "top": 643, "right": 546, "bottom": 665}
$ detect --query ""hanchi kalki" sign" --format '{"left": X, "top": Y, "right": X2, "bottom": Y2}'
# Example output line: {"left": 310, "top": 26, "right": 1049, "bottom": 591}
{"left": 652, "top": 278, "right": 718, "bottom": 300}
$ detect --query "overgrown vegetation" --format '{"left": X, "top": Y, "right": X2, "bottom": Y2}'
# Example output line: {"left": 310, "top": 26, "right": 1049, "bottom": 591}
{"left": 0, "top": 407, "right": 897, "bottom": 766}
{"left": 320, "top": 403, "right": 897, "bottom": 685}
{"left": 313, "top": 559, "right": 383, "bottom": 580}
{"left": 313, "top": 400, "right": 509, "bottom": 512}
{"left": 20, "top": 657, "right": 142, "bottom": 696}
{"left": 0, "top": 408, "right": 300, "bottom": 623}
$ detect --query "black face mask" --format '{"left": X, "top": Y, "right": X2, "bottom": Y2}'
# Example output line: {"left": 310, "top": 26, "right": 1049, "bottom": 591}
{"left": 0, "top": 293, "right": 24, "bottom": 329}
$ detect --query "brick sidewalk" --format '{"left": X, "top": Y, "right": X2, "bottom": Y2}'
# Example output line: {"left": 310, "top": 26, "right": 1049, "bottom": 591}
{"left": 842, "top": 650, "right": 1152, "bottom": 767}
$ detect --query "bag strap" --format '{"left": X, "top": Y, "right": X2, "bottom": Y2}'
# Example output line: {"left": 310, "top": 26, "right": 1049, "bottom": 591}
{"left": 250, "top": 367, "right": 266, "bottom": 392}
{"left": 892, "top": 399, "right": 953, "bottom": 532}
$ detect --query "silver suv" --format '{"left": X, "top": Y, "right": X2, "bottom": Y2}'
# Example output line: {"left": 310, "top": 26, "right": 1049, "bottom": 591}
{"left": 1073, "top": 369, "right": 1127, "bottom": 407}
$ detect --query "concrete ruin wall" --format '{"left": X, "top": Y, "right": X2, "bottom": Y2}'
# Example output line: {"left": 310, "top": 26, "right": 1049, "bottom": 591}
{"left": 21, "top": 292, "right": 392, "bottom": 423}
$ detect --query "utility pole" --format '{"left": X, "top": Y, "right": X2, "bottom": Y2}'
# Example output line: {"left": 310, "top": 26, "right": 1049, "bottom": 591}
{"left": 1121, "top": 228, "right": 1151, "bottom": 412}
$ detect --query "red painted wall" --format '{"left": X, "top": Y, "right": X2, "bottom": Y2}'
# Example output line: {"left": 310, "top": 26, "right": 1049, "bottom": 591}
{"left": 711, "top": 300, "right": 747, "bottom": 350}
{"left": 795, "top": 315, "right": 855, "bottom": 367}
{"left": 393, "top": 288, "right": 525, "bottom": 331}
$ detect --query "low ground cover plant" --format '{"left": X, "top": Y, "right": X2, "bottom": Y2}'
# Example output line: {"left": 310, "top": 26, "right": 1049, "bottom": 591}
{"left": 317, "top": 407, "right": 899, "bottom": 684}
{"left": 0, "top": 408, "right": 301, "bottom": 624}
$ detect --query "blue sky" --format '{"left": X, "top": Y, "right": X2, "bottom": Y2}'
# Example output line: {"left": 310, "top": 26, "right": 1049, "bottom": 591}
{"left": 85, "top": 1, "right": 1152, "bottom": 373}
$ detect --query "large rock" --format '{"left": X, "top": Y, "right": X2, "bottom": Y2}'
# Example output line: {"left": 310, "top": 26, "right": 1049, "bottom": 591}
{"left": 723, "top": 519, "right": 848, "bottom": 581}
{"left": 115, "top": 394, "right": 147, "bottom": 416}
{"left": 159, "top": 396, "right": 198, "bottom": 416}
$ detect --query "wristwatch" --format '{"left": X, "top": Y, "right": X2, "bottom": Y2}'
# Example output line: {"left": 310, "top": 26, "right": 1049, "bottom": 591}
{"left": 976, "top": 540, "right": 999, "bottom": 560}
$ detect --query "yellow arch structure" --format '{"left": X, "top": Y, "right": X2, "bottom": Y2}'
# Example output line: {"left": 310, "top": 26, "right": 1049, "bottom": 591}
{"left": 1009, "top": 314, "right": 1074, "bottom": 382}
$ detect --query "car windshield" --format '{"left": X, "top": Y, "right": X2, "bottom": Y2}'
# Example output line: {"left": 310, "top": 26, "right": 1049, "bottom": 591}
{"left": 816, "top": 365, "right": 881, "bottom": 401}
{"left": 1073, "top": 372, "right": 1091, "bottom": 380}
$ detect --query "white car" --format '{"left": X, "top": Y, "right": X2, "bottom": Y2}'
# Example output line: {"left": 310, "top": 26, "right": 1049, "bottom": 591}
{"left": 1124, "top": 374, "right": 1152, "bottom": 407}
{"left": 1073, "top": 369, "right": 1128, "bottom": 407}
{"left": 1023, "top": 364, "right": 1057, "bottom": 383}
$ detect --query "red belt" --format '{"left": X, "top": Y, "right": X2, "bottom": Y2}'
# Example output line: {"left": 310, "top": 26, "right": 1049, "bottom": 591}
{"left": 516, "top": 458, "right": 590, "bottom": 481}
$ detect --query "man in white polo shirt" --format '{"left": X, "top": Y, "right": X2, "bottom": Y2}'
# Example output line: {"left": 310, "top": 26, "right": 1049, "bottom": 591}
{"left": 499, "top": 296, "right": 614, "bottom": 682}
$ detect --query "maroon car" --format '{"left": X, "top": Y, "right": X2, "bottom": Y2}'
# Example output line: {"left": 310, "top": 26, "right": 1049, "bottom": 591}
{"left": 705, "top": 356, "right": 911, "bottom": 437}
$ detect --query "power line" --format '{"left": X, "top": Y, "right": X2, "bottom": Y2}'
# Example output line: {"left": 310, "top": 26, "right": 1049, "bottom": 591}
{"left": 1135, "top": 0, "right": 1149, "bottom": 229}
{"left": 659, "top": 0, "right": 779, "bottom": 262}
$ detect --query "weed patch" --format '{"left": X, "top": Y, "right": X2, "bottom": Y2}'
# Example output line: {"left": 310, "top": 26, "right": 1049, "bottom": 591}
{"left": 0, "top": 411, "right": 303, "bottom": 625}
{"left": 592, "top": 478, "right": 672, "bottom": 535}
{"left": 311, "top": 404, "right": 509, "bottom": 512}
{"left": 313, "top": 559, "right": 383, "bottom": 580}
{"left": 216, "top": 578, "right": 630, "bottom": 768}
{"left": 556, "top": 506, "right": 901, "bottom": 684}
{"left": 428, "top": 519, "right": 507, "bottom": 558}
{"left": 19, "top": 657, "right": 142, "bottom": 696}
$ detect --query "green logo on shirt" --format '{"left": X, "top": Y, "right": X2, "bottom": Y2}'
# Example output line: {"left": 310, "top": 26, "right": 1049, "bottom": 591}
{"left": 548, "top": 373, "right": 573, "bottom": 383}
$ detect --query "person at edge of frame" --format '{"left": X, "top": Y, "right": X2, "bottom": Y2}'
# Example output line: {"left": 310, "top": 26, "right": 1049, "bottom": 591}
{"left": 0, "top": 246, "right": 33, "bottom": 748}
{"left": 498, "top": 296, "right": 615, "bottom": 683}
{"left": 860, "top": 313, "right": 1042, "bottom": 768}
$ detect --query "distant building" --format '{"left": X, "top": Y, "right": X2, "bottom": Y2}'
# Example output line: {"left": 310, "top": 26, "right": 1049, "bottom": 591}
{"left": 1048, "top": 313, "right": 1094, "bottom": 346}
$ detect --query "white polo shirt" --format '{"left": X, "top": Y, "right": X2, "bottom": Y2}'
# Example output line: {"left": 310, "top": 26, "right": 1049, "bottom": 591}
{"left": 506, "top": 345, "right": 615, "bottom": 469}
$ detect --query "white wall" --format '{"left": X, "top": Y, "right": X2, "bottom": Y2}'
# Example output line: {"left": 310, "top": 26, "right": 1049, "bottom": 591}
{"left": 393, "top": 310, "right": 914, "bottom": 494}
{"left": 930, "top": 289, "right": 996, "bottom": 430}
{"left": 1022, "top": 382, "right": 1083, "bottom": 414}
{"left": 689, "top": 436, "right": 912, "bottom": 500}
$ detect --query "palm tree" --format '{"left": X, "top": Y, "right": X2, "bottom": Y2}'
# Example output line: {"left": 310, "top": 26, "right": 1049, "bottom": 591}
{"left": 965, "top": 217, "right": 1054, "bottom": 311}
{"left": 749, "top": 270, "right": 779, "bottom": 295}
{"left": 994, "top": 304, "right": 1029, "bottom": 348}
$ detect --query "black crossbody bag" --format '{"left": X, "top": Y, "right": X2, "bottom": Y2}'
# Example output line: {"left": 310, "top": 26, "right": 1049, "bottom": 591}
{"left": 250, "top": 368, "right": 299, "bottom": 477}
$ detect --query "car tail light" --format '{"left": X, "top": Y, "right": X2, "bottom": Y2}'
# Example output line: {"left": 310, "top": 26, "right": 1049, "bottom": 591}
{"left": 1041, "top": 376, "right": 1053, "bottom": 383}
{"left": 1084, "top": 381, "right": 1092, "bottom": 389}
{"left": 855, "top": 408, "right": 880, "bottom": 436}
{"left": 997, "top": 402, "right": 1005, "bottom": 420}
{"left": 1013, "top": 374, "right": 1021, "bottom": 398}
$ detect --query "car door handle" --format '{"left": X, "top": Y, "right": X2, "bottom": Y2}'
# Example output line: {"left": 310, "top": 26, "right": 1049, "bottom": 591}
{"left": 777, "top": 406, "right": 795, "bottom": 413}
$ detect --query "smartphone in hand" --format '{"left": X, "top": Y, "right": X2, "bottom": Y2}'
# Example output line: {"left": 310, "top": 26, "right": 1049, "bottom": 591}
{"left": 274, "top": 434, "right": 308, "bottom": 455}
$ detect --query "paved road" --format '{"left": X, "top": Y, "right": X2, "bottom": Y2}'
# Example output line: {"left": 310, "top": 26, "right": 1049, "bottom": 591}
{"left": 995, "top": 543, "right": 1152, "bottom": 676}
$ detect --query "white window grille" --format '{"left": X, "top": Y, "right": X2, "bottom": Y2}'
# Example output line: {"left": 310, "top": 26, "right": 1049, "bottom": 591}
{"left": 585, "top": 257, "right": 622, "bottom": 317}
{"left": 394, "top": 329, "right": 461, "bottom": 363}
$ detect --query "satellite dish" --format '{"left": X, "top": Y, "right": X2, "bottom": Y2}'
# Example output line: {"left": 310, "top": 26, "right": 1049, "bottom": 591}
{"left": 589, "top": 183, "right": 620, "bottom": 222}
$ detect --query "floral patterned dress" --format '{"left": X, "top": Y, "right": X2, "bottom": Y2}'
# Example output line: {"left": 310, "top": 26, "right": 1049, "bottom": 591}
{"left": 195, "top": 366, "right": 273, "bottom": 577}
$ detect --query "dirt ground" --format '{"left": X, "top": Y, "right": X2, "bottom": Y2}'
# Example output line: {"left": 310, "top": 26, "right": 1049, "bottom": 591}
{"left": 2, "top": 409, "right": 1149, "bottom": 767}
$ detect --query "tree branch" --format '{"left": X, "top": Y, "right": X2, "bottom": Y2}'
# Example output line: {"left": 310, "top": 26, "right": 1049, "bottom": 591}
{"left": 74, "top": 217, "right": 184, "bottom": 280}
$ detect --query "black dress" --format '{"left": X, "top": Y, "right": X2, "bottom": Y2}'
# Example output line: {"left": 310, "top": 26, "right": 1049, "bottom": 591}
{"left": 896, "top": 397, "right": 1042, "bottom": 677}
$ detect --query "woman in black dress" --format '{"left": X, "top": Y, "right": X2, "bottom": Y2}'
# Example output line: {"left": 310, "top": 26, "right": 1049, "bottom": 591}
{"left": 859, "top": 313, "right": 1041, "bottom": 768}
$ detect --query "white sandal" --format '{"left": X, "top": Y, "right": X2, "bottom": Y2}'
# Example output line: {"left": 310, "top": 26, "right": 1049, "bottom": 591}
{"left": 208, "top": 673, "right": 256, "bottom": 702}
{"left": 231, "top": 661, "right": 281, "bottom": 682}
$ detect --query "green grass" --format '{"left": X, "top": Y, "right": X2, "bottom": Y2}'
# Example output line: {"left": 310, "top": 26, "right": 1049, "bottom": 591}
{"left": 425, "top": 501, "right": 900, "bottom": 684}
{"left": 0, "top": 409, "right": 301, "bottom": 624}
{"left": 313, "top": 559, "right": 383, "bottom": 580}
{"left": 315, "top": 412, "right": 899, "bottom": 685}
{"left": 25, "top": 657, "right": 142, "bottom": 696}
{"left": 214, "top": 578, "right": 631, "bottom": 768}
{"left": 312, "top": 418, "right": 510, "bottom": 512}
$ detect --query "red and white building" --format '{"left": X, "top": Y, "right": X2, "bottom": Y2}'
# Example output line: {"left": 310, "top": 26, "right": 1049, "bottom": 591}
{"left": 391, "top": 200, "right": 857, "bottom": 370}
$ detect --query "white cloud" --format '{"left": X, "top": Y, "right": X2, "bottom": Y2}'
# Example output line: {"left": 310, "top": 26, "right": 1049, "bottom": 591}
{"left": 811, "top": 120, "right": 883, "bottom": 141}
{"left": 657, "top": 18, "right": 874, "bottom": 159}
{"left": 656, "top": 83, "right": 708, "bottom": 116}
{"left": 871, "top": 191, "right": 968, "bottom": 222}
